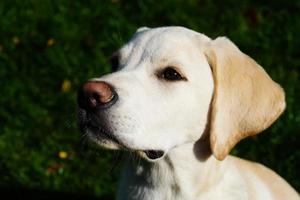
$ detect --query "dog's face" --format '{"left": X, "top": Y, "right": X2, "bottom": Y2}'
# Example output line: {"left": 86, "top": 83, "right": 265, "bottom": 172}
{"left": 78, "top": 27, "right": 285, "bottom": 161}
{"left": 78, "top": 27, "right": 214, "bottom": 160}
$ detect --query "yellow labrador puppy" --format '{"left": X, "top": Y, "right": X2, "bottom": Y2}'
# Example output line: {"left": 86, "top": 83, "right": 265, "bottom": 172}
{"left": 77, "top": 26, "right": 299, "bottom": 200}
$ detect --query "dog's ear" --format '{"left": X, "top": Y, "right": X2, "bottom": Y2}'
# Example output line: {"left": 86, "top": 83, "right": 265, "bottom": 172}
{"left": 205, "top": 37, "right": 285, "bottom": 161}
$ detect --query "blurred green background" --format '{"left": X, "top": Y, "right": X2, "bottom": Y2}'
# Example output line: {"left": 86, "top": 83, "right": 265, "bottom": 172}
{"left": 0, "top": 0, "right": 299, "bottom": 199}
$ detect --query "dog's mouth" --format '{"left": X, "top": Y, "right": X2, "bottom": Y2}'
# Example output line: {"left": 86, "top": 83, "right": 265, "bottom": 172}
{"left": 143, "top": 150, "right": 165, "bottom": 160}
{"left": 86, "top": 122, "right": 122, "bottom": 145}
{"left": 87, "top": 124, "right": 165, "bottom": 160}
{"left": 79, "top": 111, "right": 166, "bottom": 161}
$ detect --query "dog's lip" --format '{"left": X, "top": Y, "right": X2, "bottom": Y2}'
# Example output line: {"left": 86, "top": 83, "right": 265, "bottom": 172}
{"left": 83, "top": 122, "right": 166, "bottom": 160}
{"left": 86, "top": 123, "right": 122, "bottom": 145}
{"left": 143, "top": 150, "right": 165, "bottom": 160}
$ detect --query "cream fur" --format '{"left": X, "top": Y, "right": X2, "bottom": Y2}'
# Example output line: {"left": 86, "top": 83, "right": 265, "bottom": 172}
{"left": 205, "top": 37, "right": 286, "bottom": 160}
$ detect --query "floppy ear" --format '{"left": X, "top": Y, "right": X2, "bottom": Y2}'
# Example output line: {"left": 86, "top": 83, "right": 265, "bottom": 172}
{"left": 205, "top": 37, "right": 286, "bottom": 161}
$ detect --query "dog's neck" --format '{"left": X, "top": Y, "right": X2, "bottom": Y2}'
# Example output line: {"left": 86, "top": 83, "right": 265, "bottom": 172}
{"left": 116, "top": 140, "right": 225, "bottom": 200}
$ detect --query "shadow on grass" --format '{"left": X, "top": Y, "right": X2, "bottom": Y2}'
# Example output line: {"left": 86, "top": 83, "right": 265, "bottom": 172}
{"left": 0, "top": 186, "right": 114, "bottom": 200}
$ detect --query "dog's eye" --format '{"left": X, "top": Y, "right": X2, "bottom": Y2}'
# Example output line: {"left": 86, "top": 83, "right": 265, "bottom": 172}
{"left": 160, "top": 67, "right": 186, "bottom": 81}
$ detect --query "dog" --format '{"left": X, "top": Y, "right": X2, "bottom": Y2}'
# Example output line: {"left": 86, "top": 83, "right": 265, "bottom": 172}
{"left": 77, "top": 26, "right": 299, "bottom": 200}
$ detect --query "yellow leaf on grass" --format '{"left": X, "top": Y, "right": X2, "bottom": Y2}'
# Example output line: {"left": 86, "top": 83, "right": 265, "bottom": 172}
{"left": 12, "top": 36, "right": 20, "bottom": 45}
{"left": 61, "top": 80, "right": 71, "bottom": 92}
{"left": 47, "top": 38, "right": 55, "bottom": 47}
{"left": 58, "top": 151, "right": 68, "bottom": 159}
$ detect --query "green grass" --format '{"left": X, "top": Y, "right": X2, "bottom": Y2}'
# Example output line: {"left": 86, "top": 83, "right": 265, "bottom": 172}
{"left": 0, "top": 0, "right": 299, "bottom": 199}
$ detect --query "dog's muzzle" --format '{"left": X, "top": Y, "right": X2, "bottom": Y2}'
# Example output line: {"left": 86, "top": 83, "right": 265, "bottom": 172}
{"left": 77, "top": 81, "right": 165, "bottom": 161}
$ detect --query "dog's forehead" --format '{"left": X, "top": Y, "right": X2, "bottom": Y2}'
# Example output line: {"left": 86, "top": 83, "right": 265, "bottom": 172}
{"left": 118, "top": 27, "right": 210, "bottom": 66}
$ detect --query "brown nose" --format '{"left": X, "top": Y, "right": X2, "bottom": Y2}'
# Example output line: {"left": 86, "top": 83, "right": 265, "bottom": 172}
{"left": 77, "top": 81, "right": 118, "bottom": 110}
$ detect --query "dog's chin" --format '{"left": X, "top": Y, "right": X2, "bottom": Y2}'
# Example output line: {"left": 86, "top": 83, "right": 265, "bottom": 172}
{"left": 85, "top": 128, "right": 166, "bottom": 161}
{"left": 87, "top": 134, "right": 122, "bottom": 150}
{"left": 79, "top": 119, "right": 166, "bottom": 161}
{"left": 78, "top": 110, "right": 166, "bottom": 161}
{"left": 83, "top": 125, "right": 123, "bottom": 150}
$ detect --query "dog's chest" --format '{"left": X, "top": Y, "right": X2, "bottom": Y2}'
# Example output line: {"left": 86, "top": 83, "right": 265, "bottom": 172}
{"left": 116, "top": 159, "right": 186, "bottom": 200}
{"left": 116, "top": 157, "right": 251, "bottom": 200}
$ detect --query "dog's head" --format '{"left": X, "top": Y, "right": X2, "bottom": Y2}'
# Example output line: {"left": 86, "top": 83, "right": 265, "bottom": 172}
{"left": 77, "top": 27, "right": 285, "bottom": 161}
